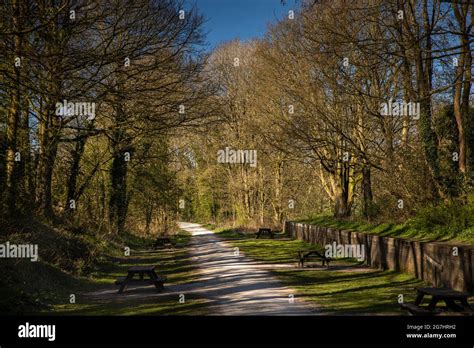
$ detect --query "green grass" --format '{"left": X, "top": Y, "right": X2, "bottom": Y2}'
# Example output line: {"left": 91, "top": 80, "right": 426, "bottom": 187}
{"left": 215, "top": 227, "right": 429, "bottom": 314}
{"left": 53, "top": 297, "right": 209, "bottom": 316}
{"left": 215, "top": 228, "right": 326, "bottom": 263}
{"left": 201, "top": 223, "right": 217, "bottom": 230}
{"left": 49, "top": 230, "right": 209, "bottom": 315}
{"left": 297, "top": 211, "right": 474, "bottom": 244}
{"left": 274, "top": 269, "right": 423, "bottom": 314}
{"left": 1, "top": 228, "right": 209, "bottom": 315}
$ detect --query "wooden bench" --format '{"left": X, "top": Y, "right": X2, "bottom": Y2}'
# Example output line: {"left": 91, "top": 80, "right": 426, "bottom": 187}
{"left": 255, "top": 228, "right": 274, "bottom": 239}
{"left": 400, "top": 303, "right": 438, "bottom": 316}
{"left": 415, "top": 287, "right": 472, "bottom": 312}
{"left": 153, "top": 237, "right": 172, "bottom": 249}
{"left": 297, "top": 250, "right": 331, "bottom": 267}
{"left": 115, "top": 276, "right": 167, "bottom": 290}
{"left": 400, "top": 287, "right": 473, "bottom": 316}
{"left": 116, "top": 265, "right": 167, "bottom": 293}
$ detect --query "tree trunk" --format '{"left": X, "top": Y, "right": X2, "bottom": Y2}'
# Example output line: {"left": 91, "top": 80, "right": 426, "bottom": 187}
{"left": 65, "top": 138, "right": 86, "bottom": 216}
{"left": 452, "top": 1, "right": 472, "bottom": 179}
{"left": 333, "top": 184, "right": 351, "bottom": 218}
{"left": 144, "top": 201, "right": 153, "bottom": 235}
{"left": 466, "top": 6, "right": 474, "bottom": 181}
{"left": 415, "top": 0, "right": 445, "bottom": 199}
{"left": 361, "top": 164, "right": 373, "bottom": 219}
{"left": 18, "top": 105, "right": 33, "bottom": 210}
{"left": 273, "top": 159, "right": 283, "bottom": 224}
{"left": 109, "top": 145, "right": 129, "bottom": 234}
{"left": 4, "top": 0, "right": 22, "bottom": 216}
{"left": 332, "top": 161, "right": 353, "bottom": 218}
{"left": 36, "top": 107, "right": 59, "bottom": 218}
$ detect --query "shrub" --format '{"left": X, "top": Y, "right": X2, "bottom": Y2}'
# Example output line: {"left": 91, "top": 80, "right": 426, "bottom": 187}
{"left": 408, "top": 201, "right": 474, "bottom": 239}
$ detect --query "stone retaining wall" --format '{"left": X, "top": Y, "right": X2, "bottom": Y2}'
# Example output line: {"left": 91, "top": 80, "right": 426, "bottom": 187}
{"left": 284, "top": 221, "right": 474, "bottom": 293}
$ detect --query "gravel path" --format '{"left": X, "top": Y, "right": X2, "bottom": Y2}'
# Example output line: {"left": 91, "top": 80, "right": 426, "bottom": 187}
{"left": 177, "top": 222, "right": 317, "bottom": 315}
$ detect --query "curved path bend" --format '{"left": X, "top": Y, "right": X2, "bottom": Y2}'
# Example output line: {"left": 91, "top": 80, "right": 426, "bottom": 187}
{"left": 178, "top": 222, "right": 317, "bottom": 315}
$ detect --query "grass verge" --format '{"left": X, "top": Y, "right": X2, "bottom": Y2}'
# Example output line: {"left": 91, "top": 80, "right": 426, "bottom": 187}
{"left": 214, "top": 227, "right": 429, "bottom": 315}
{"left": 298, "top": 207, "right": 474, "bottom": 244}
{"left": 50, "top": 230, "right": 209, "bottom": 315}
{"left": 1, "top": 222, "right": 208, "bottom": 315}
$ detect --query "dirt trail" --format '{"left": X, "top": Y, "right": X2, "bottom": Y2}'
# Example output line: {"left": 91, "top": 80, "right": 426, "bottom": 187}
{"left": 177, "top": 222, "right": 317, "bottom": 315}
{"left": 80, "top": 222, "right": 319, "bottom": 315}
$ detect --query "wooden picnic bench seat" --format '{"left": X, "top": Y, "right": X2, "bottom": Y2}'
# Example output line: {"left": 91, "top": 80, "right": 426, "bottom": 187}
{"left": 151, "top": 275, "right": 167, "bottom": 291}
{"left": 128, "top": 265, "right": 155, "bottom": 272}
{"left": 255, "top": 228, "right": 274, "bottom": 239}
{"left": 400, "top": 303, "right": 439, "bottom": 316}
{"left": 416, "top": 287, "right": 472, "bottom": 311}
{"left": 115, "top": 276, "right": 126, "bottom": 285}
{"left": 115, "top": 275, "right": 167, "bottom": 286}
{"left": 116, "top": 265, "right": 167, "bottom": 293}
{"left": 153, "top": 237, "right": 172, "bottom": 249}
{"left": 400, "top": 287, "right": 473, "bottom": 316}
{"left": 297, "top": 250, "right": 331, "bottom": 267}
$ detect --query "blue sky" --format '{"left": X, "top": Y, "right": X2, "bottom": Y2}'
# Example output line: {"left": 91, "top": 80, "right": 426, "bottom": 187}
{"left": 188, "top": 0, "right": 296, "bottom": 50}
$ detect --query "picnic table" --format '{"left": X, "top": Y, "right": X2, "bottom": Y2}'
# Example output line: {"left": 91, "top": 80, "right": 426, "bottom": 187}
{"left": 153, "top": 237, "right": 172, "bottom": 249}
{"left": 401, "top": 287, "right": 472, "bottom": 315}
{"left": 255, "top": 228, "right": 274, "bottom": 239}
{"left": 297, "top": 250, "right": 331, "bottom": 267}
{"left": 115, "top": 265, "right": 167, "bottom": 294}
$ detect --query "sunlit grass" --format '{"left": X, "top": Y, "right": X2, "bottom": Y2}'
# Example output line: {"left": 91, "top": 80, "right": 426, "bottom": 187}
{"left": 215, "top": 229, "right": 323, "bottom": 263}
{"left": 274, "top": 269, "right": 423, "bottom": 314}
{"left": 53, "top": 297, "right": 209, "bottom": 316}
{"left": 215, "top": 228, "right": 428, "bottom": 314}
{"left": 297, "top": 213, "right": 474, "bottom": 244}
{"left": 45, "top": 230, "right": 209, "bottom": 315}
